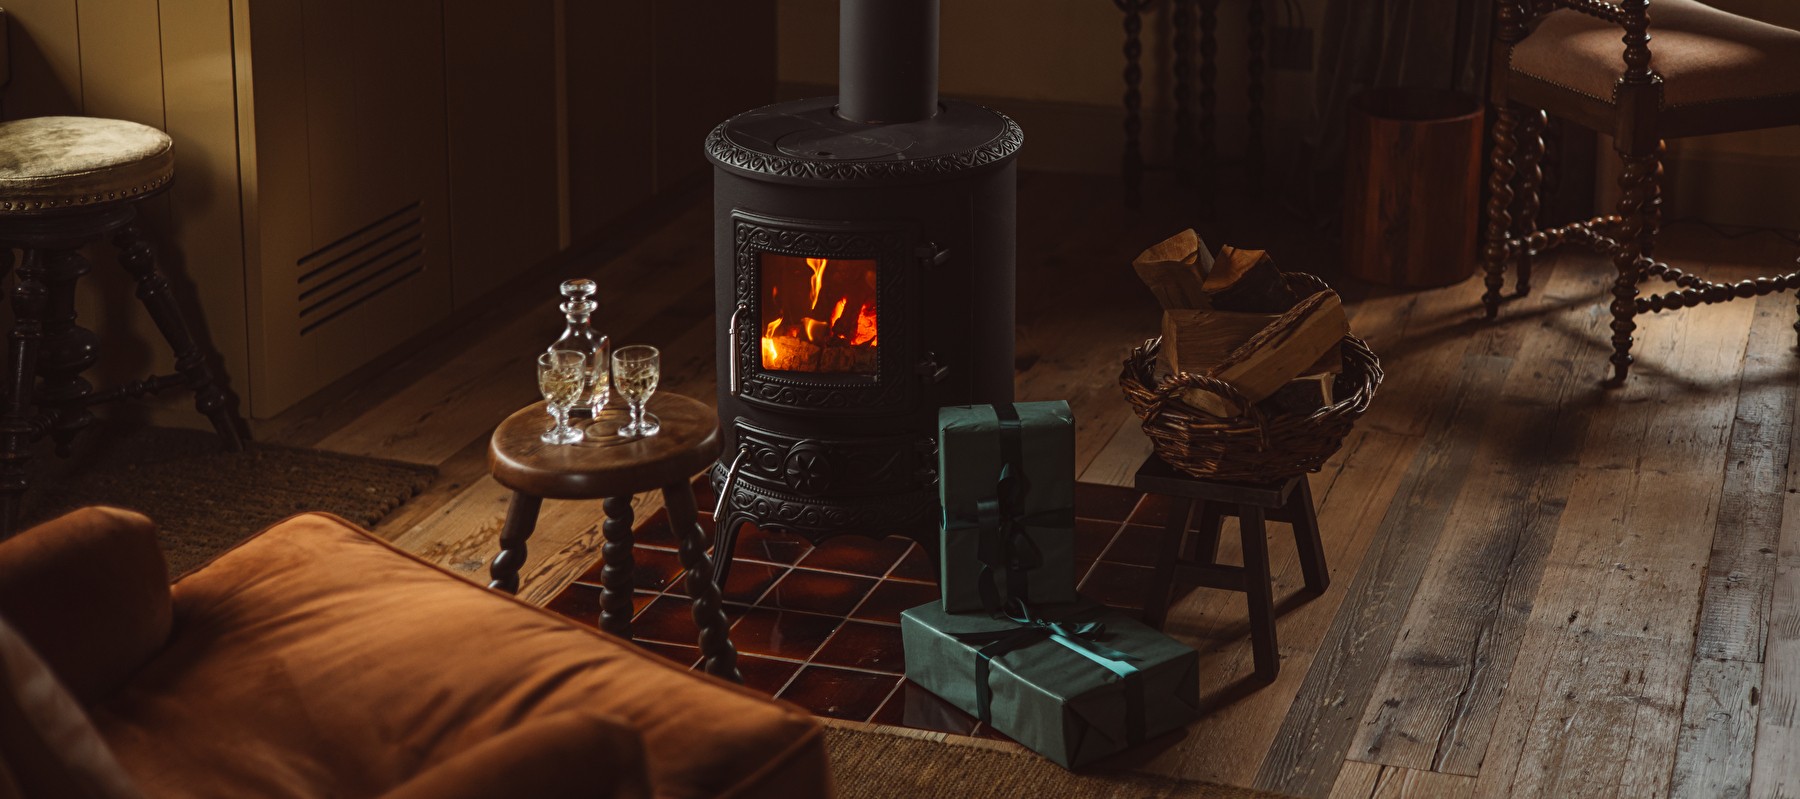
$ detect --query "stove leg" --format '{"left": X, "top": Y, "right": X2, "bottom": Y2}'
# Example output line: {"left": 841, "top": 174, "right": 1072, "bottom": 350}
{"left": 712, "top": 515, "right": 746, "bottom": 590}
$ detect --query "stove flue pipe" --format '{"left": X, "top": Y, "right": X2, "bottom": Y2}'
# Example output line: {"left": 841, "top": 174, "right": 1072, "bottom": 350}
{"left": 837, "top": 0, "right": 940, "bottom": 124}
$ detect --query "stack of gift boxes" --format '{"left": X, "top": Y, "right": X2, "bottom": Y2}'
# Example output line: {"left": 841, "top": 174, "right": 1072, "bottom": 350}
{"left": 899, "top": 401, "right": 1201, "bottom": 769}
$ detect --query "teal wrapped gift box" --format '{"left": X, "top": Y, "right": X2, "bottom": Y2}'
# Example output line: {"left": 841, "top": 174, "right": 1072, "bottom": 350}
{"left": 937, "top": 402, "right": 1077, "bottom": 613}
{"left": 900, "top": 600, "right": 1200, "bottom": 769}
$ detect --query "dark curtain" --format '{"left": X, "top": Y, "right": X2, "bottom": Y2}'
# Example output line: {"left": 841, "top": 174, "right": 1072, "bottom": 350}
{"left": 1308, "top": 0, "right": 1494, "bottom": 165}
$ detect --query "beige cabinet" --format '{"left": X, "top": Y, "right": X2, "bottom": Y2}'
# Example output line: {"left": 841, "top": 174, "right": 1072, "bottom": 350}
{"left": 1, "top": 1, "right": 773, "bottom": 418}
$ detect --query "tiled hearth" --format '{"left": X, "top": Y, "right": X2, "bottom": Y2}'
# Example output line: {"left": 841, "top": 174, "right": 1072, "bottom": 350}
{"left": 545, "top": 480, "right": 1164, "bottom": 738}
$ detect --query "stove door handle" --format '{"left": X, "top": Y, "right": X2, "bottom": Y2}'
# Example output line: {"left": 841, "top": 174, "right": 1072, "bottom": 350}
{"left": 728, "top": 301, "right": 748, "bottom": 396}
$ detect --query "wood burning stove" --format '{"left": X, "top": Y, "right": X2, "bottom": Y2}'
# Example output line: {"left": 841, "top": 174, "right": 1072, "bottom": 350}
{"left": 708, "top": 0, "right": 1021, "bottom": 581}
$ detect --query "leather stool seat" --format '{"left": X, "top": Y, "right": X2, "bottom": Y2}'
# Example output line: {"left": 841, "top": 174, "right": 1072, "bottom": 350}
{"left": 0, "top": 116, "right": 174, "bottom": 215}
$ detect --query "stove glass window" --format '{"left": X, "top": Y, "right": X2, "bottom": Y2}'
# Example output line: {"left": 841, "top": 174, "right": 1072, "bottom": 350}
{"left": 759, "top": 253, "right": 879, "bottom": 374}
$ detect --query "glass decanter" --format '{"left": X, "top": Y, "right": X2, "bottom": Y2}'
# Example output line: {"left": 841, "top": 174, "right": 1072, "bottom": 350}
{"left": 548, "top": 279, "right": 610, "bottom": 417}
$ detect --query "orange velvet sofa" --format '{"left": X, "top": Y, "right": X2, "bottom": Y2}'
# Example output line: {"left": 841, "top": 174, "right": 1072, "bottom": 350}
{"left": 0, "top": 507, "right": 834, "bottom": 798}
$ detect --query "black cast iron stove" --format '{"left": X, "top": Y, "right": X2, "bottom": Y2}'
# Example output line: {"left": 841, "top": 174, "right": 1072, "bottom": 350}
{"left": 707, "top": 0, "right": 1021, "bottom": 582}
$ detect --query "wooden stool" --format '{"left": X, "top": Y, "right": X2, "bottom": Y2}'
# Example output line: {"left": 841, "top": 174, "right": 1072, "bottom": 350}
{"left": 1135, "top": 455, "right": 1329, "bottom": 683}
{"left": 0, "top": 116, "right": 245, "bottom": 535}
{"left": 486, "top": 392, "right": 741, "bottom": 683}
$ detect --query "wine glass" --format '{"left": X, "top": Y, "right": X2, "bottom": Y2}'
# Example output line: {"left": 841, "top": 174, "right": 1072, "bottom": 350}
{"left": 537, "top": 350, "right": 587, "bottom": 444}
{"left": 612, "top": 345, "right": 661, "bottom": 439}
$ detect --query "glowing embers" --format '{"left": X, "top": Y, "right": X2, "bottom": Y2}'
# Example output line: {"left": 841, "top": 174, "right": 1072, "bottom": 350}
{"left": 759, "top": 254, "right": 879, "bottom": 374}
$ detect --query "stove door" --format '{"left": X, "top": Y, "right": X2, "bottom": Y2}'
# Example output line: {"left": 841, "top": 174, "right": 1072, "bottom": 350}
{"left": 729, "top": 211, "right": 917, "bottom": 414}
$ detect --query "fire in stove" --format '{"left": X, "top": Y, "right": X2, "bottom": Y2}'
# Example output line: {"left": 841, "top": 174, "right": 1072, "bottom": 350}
{"left": 759, "top": 253, "right": 879, "bottom": 374}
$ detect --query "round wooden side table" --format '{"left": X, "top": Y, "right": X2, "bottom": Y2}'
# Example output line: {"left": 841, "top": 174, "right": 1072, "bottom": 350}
{"left": 486, "top": 392, "right": 739, "bottom": 682}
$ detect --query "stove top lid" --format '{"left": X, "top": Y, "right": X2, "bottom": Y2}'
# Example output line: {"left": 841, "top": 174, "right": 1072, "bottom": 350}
{"left": 706, "top": 96, "right": 1022, "bottom": 186}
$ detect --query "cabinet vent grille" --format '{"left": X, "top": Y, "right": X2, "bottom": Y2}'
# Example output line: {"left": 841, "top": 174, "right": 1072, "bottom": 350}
{"left": 296, "top": 201, "right": 427, "bottom": 335}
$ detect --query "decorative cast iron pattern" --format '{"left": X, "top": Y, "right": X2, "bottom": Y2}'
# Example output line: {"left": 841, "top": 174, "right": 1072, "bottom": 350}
{"left": 732, "top": 214, "right": 912, "bottom": 413}
{"left": 705, "top": 112, "right": 1023, "bottom": 183}
{"left": 731, "top": 421, "right": 921, "bottom": 497}
{"left": 711, "top": 461, "right": 938, "bottom": 544}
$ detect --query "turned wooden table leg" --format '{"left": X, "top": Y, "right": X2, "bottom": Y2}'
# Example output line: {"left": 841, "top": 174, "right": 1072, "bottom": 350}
{"left": 665, "top": 480, "right": 742, "bottom": 683}
{"left": 599, "top": 495, "right": 637, "bottom": 639}
{"left": 488, "top": 492, "right": 542, "bottom": 594}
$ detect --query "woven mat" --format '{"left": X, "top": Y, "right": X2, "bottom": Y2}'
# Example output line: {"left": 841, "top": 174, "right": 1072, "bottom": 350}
{"left": 823, "top": 722, "right": 1294, "bottom": 799}
{"left": 25, "top": 427, "right": 436, "bottom": 576}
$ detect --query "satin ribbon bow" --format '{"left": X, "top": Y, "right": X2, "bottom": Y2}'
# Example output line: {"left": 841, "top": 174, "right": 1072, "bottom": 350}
{"left": 949, "top": 600, "right": 1148, "bottom": 748}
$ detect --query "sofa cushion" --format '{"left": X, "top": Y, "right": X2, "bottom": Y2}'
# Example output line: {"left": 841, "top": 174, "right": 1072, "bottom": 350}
{"left": 0, "top": 615, "right": 144, "bottom": 799}
{"left": 1510, "top": 0, "right": 1800, "bottom": 108}
{"left": 90, "top": 513, "right": 830, "bottom": 799}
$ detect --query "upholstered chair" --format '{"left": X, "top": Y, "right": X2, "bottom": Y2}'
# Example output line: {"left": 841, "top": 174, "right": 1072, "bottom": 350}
{"left": 1481, "top": 0, "right": 1800, "bottom": 382}
{"left": 0, "top": 507, "right": 834, "bottom": 798}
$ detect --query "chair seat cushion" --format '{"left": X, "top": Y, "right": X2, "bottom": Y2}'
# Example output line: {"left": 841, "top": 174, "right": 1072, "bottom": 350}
{"left": 0, "top": 117, "right": 173, "bottom": 214}
{"left": 88, "top": 513, "right": 831, "bottom": 799}
{"left": 1510, "top": 0, "right": 1800, "bottom": 108}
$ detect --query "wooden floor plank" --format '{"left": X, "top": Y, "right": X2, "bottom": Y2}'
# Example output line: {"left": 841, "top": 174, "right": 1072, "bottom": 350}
{"left": 1751, "top": 350, "right": 1800, "bottom": 799}
{"left": 1251, "top": 341, "right": 1519, "bottom": 794}
{"left": 1694, "top": 290, "right": 1798, "bottom": 662}
{"left": 1473, "top": 261, "right": 1759, "bottom": 799}
{"left": 1672, "top": 656, "right": 1763, "bottom": 799}
{"left": 1346, "top": 258, "right": 1604, "bottom": 776}
{"left": 1329, "top": 761, "right": 1477, "bottom": 799}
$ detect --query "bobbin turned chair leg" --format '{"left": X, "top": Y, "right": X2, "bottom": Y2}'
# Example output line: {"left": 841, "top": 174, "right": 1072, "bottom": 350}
{"left": 1481, "top": 104, "right": 1521, "bottom": 319}
{"left": 1608, "top": 144, "right": 1657, "bottom": 386}
{"left": 1512, "top": 108, "right": 1546, "bottom": 297}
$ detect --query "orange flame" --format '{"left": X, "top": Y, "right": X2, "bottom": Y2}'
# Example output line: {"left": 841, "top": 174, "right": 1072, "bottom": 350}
{"left": 805, "top": 257, "right": 829, "bottom": 310}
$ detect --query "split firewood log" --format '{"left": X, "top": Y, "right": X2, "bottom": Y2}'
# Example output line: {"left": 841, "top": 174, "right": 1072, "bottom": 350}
{"left": 1132, "top": 228, "right": 1214, "bottom": 310}
{"left": 1177, "top": 290, "right": 1348, "bottom": 417}
{"left": 1205, "top": 246, "right": 1298, "bottom": 313}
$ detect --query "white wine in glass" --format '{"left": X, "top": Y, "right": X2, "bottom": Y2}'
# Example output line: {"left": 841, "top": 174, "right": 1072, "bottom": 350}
{"left": 612, "top": 345, "right": 661, "bottom": 438}
{"left": 537, "top": 350, "right": 587, "bottom": 444}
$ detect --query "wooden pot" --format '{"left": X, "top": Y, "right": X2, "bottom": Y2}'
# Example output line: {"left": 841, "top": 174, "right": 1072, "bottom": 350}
{"left": 1341, "top": 88, "right": 1483, "bottom": 288}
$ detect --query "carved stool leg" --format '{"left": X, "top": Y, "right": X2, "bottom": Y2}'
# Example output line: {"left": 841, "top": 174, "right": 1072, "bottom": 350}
{"left": 1145, "top": 497, "right": 1193, "bottom": 628}
{"left": 599, "top": 495, "right": 636, "bottom": 639}
{"left": 1609, "top": 147, "right": 1657, "bottom": 385}
{"left": 1288, "top": 479, "right": 1329, "bottom": 596}
{"left": 37, "top": 249, "right": 98, "bottom": 456}
{"left": 1239, "top": 504, "right": 1279, "bottom": 683}
{"left": 1512, "top": 108, "right": 1547, "bottom": 297}
{"left": 0, "top": 251, "right": 49, "bottom": 537}
{"left": 487, "top": 492, "right": 542, "bottom": 594}
{"left": 1482, "top": 105, "right": 1521, "bottom": 319}
{"left": 113, "top": 224, "right": 244, "bottom": 451}
{"left": 666, "top": 481, "right": 741, "bottom": 683}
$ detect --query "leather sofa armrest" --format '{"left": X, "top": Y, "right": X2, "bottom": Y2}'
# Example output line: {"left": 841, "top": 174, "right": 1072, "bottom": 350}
{"left": 379, "top": 711, "right": 651, "bottom": 799}
{"left": 0, "top": 507, "right": 171, "bottom": 705}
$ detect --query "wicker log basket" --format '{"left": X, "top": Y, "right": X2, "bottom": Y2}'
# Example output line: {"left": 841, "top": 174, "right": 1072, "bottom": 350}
{"left": 1120, "top": 272, "right": 1383, "bottom": 482}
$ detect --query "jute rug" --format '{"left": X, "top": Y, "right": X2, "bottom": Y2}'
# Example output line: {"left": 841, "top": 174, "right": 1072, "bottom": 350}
{"left": 25, "top": 427, "right": 436, "bottom": 575}
{"left": 824, "top": 721, "right": 1294, "bottom": 799}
